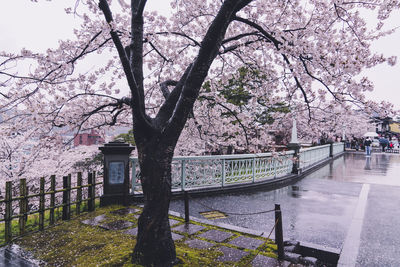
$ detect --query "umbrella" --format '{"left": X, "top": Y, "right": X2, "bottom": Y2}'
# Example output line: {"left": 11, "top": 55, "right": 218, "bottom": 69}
{"left": 363, "top": 132, "right": 378, "bottom": 137}
{"left": 379, "top": 138, "right": 389, "bottom": 144}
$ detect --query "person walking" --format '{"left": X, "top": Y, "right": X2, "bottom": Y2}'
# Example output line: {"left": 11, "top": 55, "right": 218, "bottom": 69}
{"left": 364, "top": 137, "right": 372, "bottom": 156}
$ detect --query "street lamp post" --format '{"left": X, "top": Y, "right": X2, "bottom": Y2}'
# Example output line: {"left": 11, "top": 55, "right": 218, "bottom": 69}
{"left": 287, "top": 117, "right": 301, "bottom": 174}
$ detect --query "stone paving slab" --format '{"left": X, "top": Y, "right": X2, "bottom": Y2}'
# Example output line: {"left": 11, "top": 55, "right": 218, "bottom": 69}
{"left": 124, "top": 227, "right": 138, "bottom": 236}
{"left": 228, "top": 236, "right": 265, "bottom": 250}
{"left": 171, "top": 232, "right": 184, "bottom": 241}
{"left": 216, "top": 246, "right": 249, "bottom": 262}
{"left": 251, "top": 254, "right": 290, "bottom": 267}
{"left": 123, "top": 228, "right": 183, "bottom": 241}
{"left": 81, "top": 214, "right": 107, "bottom": 226}
{"left": 110, "top": 208, "right": 140, "bottom": 215}
{"left": 198, "top": 229, "right": 233, "bottom": 243}
{"left": 185, "top": 239, "right": 214, "bottom": 250}
{"left": 173, "top": 223, "right": 205, "bottom": 235}
{"left": 169, "top": 219, "right": 180, "bottom": 226}
{"left": 99, "top": 220, "right": 134, "bottom": 230}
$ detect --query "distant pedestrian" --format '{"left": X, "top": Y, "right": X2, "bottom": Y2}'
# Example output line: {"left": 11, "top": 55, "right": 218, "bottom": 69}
{"left": 364, "top": 137, "right": 372, "bottom": 156}
{"left": 379, "top": 137, "right": 388, "bottom": 152}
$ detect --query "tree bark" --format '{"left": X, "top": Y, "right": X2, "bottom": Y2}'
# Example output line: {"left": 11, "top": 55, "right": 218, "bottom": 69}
{"left": 132, "top": 138, "right": 177, "bottom": 266}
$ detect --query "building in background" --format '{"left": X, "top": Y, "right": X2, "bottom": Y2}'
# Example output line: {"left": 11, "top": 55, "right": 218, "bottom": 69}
{"left": 74, "top": 130, "right": 105, "bottom": 146}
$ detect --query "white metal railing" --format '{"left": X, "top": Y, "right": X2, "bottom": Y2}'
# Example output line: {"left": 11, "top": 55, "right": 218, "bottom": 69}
{"left": 130, "top": 151, "right": 294, "bottom": 192}
{"left": 130, "top": 143, "right": 344, "bottom": 193}
{"left": 299, "top": 144, "right": 331, "bottom": 169}
{"left": 332, "top": 142, "right": 344, "bottom": 156}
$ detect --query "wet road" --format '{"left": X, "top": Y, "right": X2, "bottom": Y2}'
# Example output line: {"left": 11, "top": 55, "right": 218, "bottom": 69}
{"left": 169, "top": 152, "right": 400, "bottom": 266}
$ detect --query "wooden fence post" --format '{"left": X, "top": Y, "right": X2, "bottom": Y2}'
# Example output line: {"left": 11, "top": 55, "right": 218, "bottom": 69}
{"left": 5, "top": 181, "right": 12, "bottom": 243}
{"left": 39, "top": 177, "right": 45, "bottom": 230}
{"left": 49, "top": 175, "right": 56, "bottom": 225}
{"left": 88, "top": 172, "right": 95, "bottom": 212}
{"left": 62, "top": 175, "right": 71, "bottom": 220}
{"left": 19, "top": 178, "right": 27, "bottom": 235}
{"left": 76, "top": 172, "right": 82, "bottom": 215}
{"left": 93, "top": 171, "right": 96, "bottom": 210}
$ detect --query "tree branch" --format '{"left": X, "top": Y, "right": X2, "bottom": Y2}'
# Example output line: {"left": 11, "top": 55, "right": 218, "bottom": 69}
{"left": 163, "top": 0, "right": 254, "bottom": 143}
{"left": 98, "top": 0, "right": 151, "bottom": 131}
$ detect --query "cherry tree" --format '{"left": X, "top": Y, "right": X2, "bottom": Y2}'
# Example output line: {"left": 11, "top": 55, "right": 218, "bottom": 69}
{"left": 0, "top": 125, "right": 101, "bottom": 194}
{"left": 1, "top": 0, "right": 399, "bottom": 265}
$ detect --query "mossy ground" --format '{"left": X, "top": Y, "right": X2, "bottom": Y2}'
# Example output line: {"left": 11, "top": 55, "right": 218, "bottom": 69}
{"left": 14, "top": 205, "right": 277, "bottom": 266}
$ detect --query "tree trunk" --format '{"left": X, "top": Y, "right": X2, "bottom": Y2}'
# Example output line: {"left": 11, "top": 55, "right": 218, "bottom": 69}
{"left": 132, "top": 144, "right": 177, "bottom": 266}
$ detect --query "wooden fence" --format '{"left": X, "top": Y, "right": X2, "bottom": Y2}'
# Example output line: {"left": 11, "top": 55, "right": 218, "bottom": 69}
{"left": 0, "top": 172, "right": 102, "bottom": 245}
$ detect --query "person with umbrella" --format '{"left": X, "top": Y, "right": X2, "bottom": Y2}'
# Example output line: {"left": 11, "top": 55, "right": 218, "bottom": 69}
{"left": 364, "top": 137, "right": 372, "bottom": 156}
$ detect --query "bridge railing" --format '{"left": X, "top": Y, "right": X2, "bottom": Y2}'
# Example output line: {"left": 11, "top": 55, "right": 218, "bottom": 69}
{"left": 299, "top": 144, "right": 331, "bottom": 169}
{"left": 130, "top": 151, "right": 294, "bottom": 193}
{"left": 332, "top": 142, "right": 345, "bottom": 156}
{"left": 130, "top": 143, "right": 344, "bottom": 193}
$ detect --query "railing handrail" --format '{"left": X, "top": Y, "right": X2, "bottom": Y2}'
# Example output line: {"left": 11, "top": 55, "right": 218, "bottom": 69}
{"left": 332, "top": 142, "right": 344, "bottom": 146}
{"left": 299, "top": 144, "right": 331, "bottom": 152}
{"left": 130, "top": 150, "right": 295, "bottom": 162}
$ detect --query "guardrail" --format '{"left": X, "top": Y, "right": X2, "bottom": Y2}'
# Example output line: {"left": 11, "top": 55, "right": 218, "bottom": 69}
{"left": 131, "top": 152, "right": 295, "bottom": 193}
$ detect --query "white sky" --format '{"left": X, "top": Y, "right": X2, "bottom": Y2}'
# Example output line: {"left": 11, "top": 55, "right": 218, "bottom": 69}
{"left": 1, "top": 1, "right": 399, "bottom": 110}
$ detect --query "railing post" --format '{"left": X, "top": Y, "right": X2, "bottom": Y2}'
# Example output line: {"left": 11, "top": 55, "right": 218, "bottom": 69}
{"left": 131, "top": 159, "right": 136, "bottom": 194}
{"left": 76, "top": 172, "right": 82, "bottom": 215}
{"left": 329, "top": 141, "right": 334, "bottom": 157}
{"left": 184, "top": 190, "right": 190, "bottom": 224}
{"left": 39, "top": 177, "right": 45, "bottom": 231}
{"left": 62, "top": 175, "right": 71, "bottom": 220}
{"left": 19, "top": 178, "right": 27, "bottom": 235}
{"left": 275, "top": 204, "right": 284, "bottom": 260}
{"left": 252, "top": 157, "right": 256, "bottom": 183}
{"left": 5, "top": 181, "right": 12, "bottom": 243}
{"left": 221, "top": 159, "right": 226, "bottom": 187}
{"left": 49, "top": 175, "right": 56, "bottom": 225}
{"left": 181, "top": 160, "right": 186, "bottom": 191}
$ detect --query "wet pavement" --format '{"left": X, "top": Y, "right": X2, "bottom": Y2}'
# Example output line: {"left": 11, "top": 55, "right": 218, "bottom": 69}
{"left": 170, "top": 152, "right": 400, "bottom": 266}
{"left": 0, "top": 245, "right": 41, "bottom": 266}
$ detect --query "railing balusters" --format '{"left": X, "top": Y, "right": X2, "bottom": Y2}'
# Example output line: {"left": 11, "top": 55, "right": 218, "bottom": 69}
{"left": 221, "top": 159, "right": 226, "bottom": 187}
{"left": 131, "top": 159, "right": 136, "bottom": 194}
{"left": 252, "top": 157, "right": 256, "bottom": 183}
{"left": 181, "top": 160, "right": 186, "bottom": 191}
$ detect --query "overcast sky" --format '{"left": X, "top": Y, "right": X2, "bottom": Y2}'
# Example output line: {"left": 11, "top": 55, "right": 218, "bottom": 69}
{"left": 1, "top": 1, "right": 399, "bottom": 110}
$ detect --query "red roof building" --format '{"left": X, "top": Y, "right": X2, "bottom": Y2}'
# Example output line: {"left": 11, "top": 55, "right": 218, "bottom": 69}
{"left": 74, "top": 130, "right": 105, "bottom": 146}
